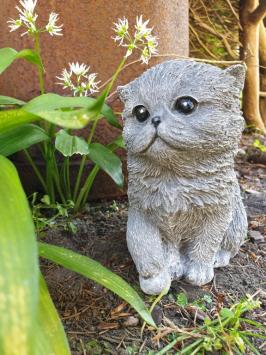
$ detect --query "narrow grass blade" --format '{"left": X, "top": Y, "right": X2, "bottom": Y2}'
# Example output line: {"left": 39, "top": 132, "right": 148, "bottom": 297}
{"left": 38, "top": 242, "right": 156, "bottom": 327}
{"left": 155, "top": 335, "right": 190, "bottom": 355}
{"left": 240, "top": 318, "right": 266, "bottom": 331}
{"left": 241, "top": 334, "right": 261, "bottom": 355}
{"left": 240, "top": 331, "right": 266, "bottom": 339}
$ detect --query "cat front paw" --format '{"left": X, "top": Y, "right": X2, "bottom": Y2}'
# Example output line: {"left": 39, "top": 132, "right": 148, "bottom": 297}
{"left": 184, "top": 261, "right": 214, "bottom": 286}
{"left": 139, "top": 269, "right": 171, "bottom": 295}
{"left": 214, "top": 250, "right": 231, "bottom": 268}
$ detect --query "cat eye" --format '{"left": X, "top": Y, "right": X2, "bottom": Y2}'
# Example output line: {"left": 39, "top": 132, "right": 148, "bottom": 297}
{"left": 132, "top": 105, "right": 150, "bottom": 122}
{"left": 175, "top": 96, "right": 198, "bottom": 115}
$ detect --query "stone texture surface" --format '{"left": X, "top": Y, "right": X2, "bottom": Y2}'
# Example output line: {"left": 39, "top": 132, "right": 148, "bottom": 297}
{"left": 0, "top": 0, "right": 189, "bottom": 198}
{"left": 119, "top": 60, "right": 248, "bottom": 294}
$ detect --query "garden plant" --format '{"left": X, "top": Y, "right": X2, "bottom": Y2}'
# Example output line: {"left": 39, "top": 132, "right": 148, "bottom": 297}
{"left": 0, "top": 1, "right": 158, "bottom": 353}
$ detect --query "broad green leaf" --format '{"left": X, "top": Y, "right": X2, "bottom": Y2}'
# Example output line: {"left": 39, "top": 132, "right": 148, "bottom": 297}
{"left": 0, "top": 95, "right": 25, "bottom": 106}
{"left": 55, "top": 129, "right": 89, "bottom": 157}
{"left": 89, "top": 88, "right": 122, "bottom": 129}
{"left": 28, "top": 108, "right": 94, "bottom": 129}
{"left": 0, "top": 109, "right": 39, "bottom": 133}
{"left": 24, "top": 94, "right": 98, "bottom": 129}
{"left": 24, "top": 93, "right": 121, "bottom": 129}
{"left": 15, "top": 49, "right": 43, "bottom": 69}
{"left": 0, "top": 124, "right": 49, "bottom": 156}
{"left": 77, "top": 135, "right": 126, "bottom": 206}
{"left": 0, "top": 156, "right": 39, "bottom": 355}
{"left": 102, "top": 103, "right": 121, "bottom": 129}
{"left": 38, "top": 242, "right": 156, "bottom": 327}
{"left": 253, "top": 139, "right": 266, "bottom": 152}
{"left": 35, "top": 274, "right": 70, "bottom": 355}
{"left": 89, "top": 143, "right": 124, "bottom": 187}
{"left": 0, "top": 47, "right": 43, "bottom": 75}
{"left": 107, "top": 135, "right": 125, "bottom": 150}
{"left": 220, "top": 308, "right": 234, "bottom": 319}
{"left": 0, "top": 48, "right": 17, "bottom": 74}
{"left": 0, "top": 95, "right": 117, "bottom": 133}
{"left": 24, "top": 93, "right": 96, "bottom": 112}
{"left": 176, "top": 292, "right": 189, "bottom": 307}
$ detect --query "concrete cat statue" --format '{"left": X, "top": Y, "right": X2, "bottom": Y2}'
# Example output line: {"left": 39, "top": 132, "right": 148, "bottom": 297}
{"left": 118, "top": 60, "right": 248, "bottom": 295}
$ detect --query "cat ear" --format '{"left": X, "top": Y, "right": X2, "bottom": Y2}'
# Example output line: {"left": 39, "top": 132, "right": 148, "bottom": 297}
{"left": 223, "top": 64, "right": 246, "bottom": 91}
{"left": 117, "top": 84, "right": 131, "bottom": 103}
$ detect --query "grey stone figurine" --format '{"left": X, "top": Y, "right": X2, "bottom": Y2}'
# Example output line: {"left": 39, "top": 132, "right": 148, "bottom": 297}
{"left": 118, "top": 60, "right": 248, "bottom": 295}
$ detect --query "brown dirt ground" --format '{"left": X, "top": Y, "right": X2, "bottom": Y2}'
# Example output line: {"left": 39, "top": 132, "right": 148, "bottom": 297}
{"left": 40, "top": 133, "right": 266, "bottom": 355}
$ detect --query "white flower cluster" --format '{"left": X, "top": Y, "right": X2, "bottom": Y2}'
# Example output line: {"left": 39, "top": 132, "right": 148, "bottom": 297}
{"left": 7, "top": 0, "right": 63, "bottom": 37}
{"left": 113, "top": 15, "right": 158, "bottom": 64}
{"left": 56, "top": 62, "right": 100, "bottom": 97}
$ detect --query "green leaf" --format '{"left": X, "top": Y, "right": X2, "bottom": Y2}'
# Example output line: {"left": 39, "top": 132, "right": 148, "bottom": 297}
{"left": 92, "top": 88, "right": 121, "bottom": 129}
{"left": 107, "top": 135, "right": 125, "bottom": 150}
{"left": 15, "top": 49, "right": 43, "bottom": 69}
{"left": 239, "top": 317, "right": 266, "bottom": 331}
{"left": 38, "top": 242, "right": 156, "bottom": 327}
{"left": 102, "top": 104, "right": 122, "bottom": 129}
{"left": 31, "top": 108, "right": 95, "bottom": 129}
{"left": 176, "top": 292, "right": 189, "bottom": 307}
{"left": 0, "top": 109, "right": 39, "bottom": 133}
{"left": 202, "top": 294, "right": 212, "bottom": 304}
{"left": 0, "top": 124, "right": 49, "bottom": 156}
{"left": 220, "top": 307, "right": 234, "bottom": 319}
{"left": 0, "top": 48, "right": 17, "bottom": 74}
{"left": 35, "top": 274, "right": 70, "bottom": 355}
{"left": 89, "top": 143, "right": 124, "bottom": 187}
{"left": 0, "top": 156, "right": 39, "bottom": 354}
{"left": 55, "top": 129, "right": 89, "bottom": 157}
{"left": 253, "top": 139, "right": 266, "bottom": 152}
{"left": 24, "top": 94, "right": 98, "bottom": 129}
{"left": 24, "top": 93, "right": 96, "bottom": 112}
{"left": 0, "top": 47, "right": 43, "bottom": 75}
{"left": 24, "top": 93, "right": 121, "bottom": 129}
{"left": 241, "top": 335, "right": 261, "bottom": 355}
{"left": 0, "top": 95, "right": 26, "bottom": 106}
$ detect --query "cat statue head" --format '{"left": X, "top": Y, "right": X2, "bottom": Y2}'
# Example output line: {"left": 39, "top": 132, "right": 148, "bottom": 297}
{"left": 118, "top": 60, "right": 245, "bottom": 169}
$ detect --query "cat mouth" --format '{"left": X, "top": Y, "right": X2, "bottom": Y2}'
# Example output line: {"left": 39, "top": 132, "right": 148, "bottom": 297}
{"left": 141, "top": 134, "right": 176, "bottom": 153}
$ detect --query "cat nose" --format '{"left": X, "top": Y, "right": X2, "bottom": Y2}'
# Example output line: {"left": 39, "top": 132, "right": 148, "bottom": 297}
{"left": 151, "top": 116, "right": 161, "bottom": 128}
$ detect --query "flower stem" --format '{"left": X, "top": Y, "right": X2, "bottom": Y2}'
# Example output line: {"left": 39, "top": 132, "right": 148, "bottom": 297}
{"left": 104, "top": 56, "right": 127, "bottom": 98}
{"left": 52, "top": 162, "right": 67, "bottom": 204}
{"left": 63, "top": 157, "right": 71, "bottom": 200}
{"left": 74, "top": 166, "right": 99, "bottom": 213}
{"left": 73, "top": 57, "right": 127, "bottom": 211}
{"left": 73, "top": 155, "right": 86, "bottom": 202}
{"left": 34, "top": 32, "right": 45, "bottom": 95}
{"left": 24, "top": 149, "right": 47, "bottom": 192}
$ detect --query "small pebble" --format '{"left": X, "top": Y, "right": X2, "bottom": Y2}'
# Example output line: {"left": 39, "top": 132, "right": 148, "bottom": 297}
{"left": 151, "top": 305, "right": 163, "bottom": 325}
{"left": 237, "top": 148, "right": 246, "bottom": 156}
{"left": 123, "top": 316, "right": 139, "bottom": 327}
